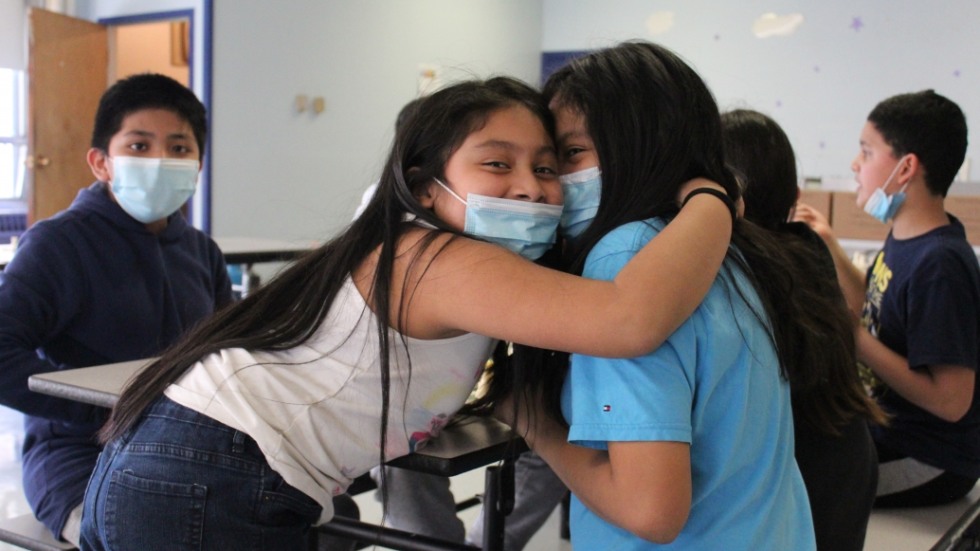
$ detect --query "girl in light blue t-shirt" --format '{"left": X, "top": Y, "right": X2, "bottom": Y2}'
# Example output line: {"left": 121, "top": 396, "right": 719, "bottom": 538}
{"left": 495, "top": 41, "right": 858, "bottom": 550}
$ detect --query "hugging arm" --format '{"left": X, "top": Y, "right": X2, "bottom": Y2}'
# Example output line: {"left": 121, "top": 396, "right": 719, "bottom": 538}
{"left": 419, "top": 181, "right": 733, "bottom": 357}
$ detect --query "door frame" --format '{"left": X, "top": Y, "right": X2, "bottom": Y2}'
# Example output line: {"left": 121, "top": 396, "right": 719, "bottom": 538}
{"left": 97, "top": 0, "right": 214, "bottom": 233}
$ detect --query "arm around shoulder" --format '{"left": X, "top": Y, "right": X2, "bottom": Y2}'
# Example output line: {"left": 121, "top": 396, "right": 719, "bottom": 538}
{"left": 418, "top": 188, "right": 733, "bottom": 357}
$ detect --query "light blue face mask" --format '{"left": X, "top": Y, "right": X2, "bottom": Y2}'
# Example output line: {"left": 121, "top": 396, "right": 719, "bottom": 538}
{"left": 559, "top": 166, "right": 601, "bottom": 238}
{"left": 862, "top": 156, "right": 909, "bottom": 223}
{"left": 110, "top": 156, "right": 199, "bottom": 224}
{"left": 434, "top": 178, "right": 562, "bottom": 260}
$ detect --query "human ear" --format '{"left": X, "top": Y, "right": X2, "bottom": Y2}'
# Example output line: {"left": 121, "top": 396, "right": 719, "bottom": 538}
{"left": 408, "top": 168, "right": 438, "bottom": 208}
{"left": 899, "top": 154, "right": 919, "bottom": 185}
{"left": 415, "top": 181, "right": 437, "bottom": 208}
{"left": 87, "top": 148, "right": 111, "bottom": 182}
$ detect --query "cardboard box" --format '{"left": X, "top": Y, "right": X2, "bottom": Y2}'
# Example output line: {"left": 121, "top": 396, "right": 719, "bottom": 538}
{"left": 829, "top": 192, "right": 890, "bottom": 242}
{"left": 946, "top": 194, "right": 980, "bottom": 247}
{"left": 797, "top": 189, "right": 832, "bottom": 222}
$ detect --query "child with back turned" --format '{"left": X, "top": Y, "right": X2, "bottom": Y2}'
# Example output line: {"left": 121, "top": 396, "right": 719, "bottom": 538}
{"left": 721, "top": 108, "right": 886, "bottom": 551}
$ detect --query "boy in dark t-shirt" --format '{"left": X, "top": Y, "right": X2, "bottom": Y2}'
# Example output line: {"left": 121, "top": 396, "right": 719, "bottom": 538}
{"left": 796, "top": 89, "right": 980, "bottom": 507}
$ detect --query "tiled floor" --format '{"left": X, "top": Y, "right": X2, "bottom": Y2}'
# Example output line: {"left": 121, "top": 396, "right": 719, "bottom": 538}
{"left": 863, "top": 484, "right": 980, "bottom": 550}
{"left": 0, "top": 406, "right": 34, "bottom": 551}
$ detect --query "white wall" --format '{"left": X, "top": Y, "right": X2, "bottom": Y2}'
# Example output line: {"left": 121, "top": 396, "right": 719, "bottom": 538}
{"left": 0, "top": 0, "right": 26, "bottom": 70}
{"left": 70, "top": 2, "right": 979, "bottom": 241}
{"left": 542, "top": 0, "right": 980, "bottom": 186}
{"left": 208, "top": 1, "right": 543, "bottom": 241}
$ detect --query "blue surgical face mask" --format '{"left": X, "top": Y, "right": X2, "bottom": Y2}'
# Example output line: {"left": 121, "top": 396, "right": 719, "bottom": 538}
{"left": 434, "top": 178, "right": 562, "bottom": 260}
{"left": 558, "top": 166, "right": 601, "bottom": 238}
{"left": 110, "top": 156, "right": 199, "bottom": 224}
{"left": 862, "top": 156, "right": 909, "bottom": 223}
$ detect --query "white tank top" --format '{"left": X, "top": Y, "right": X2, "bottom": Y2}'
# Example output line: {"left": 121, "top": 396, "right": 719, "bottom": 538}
{"left": 165, "top": 276, "right": 496, "bottom": 524}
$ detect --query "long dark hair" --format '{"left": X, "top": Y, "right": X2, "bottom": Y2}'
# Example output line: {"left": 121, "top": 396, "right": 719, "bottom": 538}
{"left": 100, "top": 76, "right": 555, "bottom": 469}
{"left": 514, "top": 41, "right": 862, "bottom": 427}
{"left": 721, "top": 108, "right": 887, "bottom": 433}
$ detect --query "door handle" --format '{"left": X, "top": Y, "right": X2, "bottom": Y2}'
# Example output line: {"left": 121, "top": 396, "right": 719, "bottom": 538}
{"left": 25, "top": 155, "right": 50, "bottom": 169}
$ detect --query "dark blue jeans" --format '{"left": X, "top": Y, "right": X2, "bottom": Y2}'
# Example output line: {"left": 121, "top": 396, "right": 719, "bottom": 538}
{"left": 80, "top": 396, "right": 323, "bottom": 551}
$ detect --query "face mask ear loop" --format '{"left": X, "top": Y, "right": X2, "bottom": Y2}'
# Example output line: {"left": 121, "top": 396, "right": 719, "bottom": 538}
{"left": 433, "top": 178, "right": 467, "bottom": 206}
{"left": 895, "top": 156, "right": 913, "bottom": 194}
{"left": 881, "top": 155, "right": 909, "bottom": 195}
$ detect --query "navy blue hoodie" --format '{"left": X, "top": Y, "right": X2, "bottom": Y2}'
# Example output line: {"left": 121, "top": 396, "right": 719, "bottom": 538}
{"left": 0, "top": 182, "right": 232, "bottom": 538}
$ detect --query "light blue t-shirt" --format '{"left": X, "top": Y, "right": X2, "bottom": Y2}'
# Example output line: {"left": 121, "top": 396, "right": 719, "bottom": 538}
{"left": 562, "top": 219, "right": 815, "bottom": 551}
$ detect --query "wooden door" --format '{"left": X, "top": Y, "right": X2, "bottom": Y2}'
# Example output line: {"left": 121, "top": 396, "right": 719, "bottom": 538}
{"left": 27, "top": 8, "right": 107, "bottom": 226}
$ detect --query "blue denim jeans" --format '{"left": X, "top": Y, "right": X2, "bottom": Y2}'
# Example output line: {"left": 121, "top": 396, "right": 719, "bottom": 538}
{"left": 79, "top": 396, "right": 323, "bottom": 551}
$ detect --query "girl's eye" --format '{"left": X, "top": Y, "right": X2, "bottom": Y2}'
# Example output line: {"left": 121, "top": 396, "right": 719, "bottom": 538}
{"left": 535, "top": 166, "right": 557, "bottom": 177}
{"left": 484, "top": 161, "right": 509, "bottom": 169}
{"left": 172, "top": 144, "right": 192, "bottom": 154}
{"left": 128, "top": 143, "right": 148, "bottom": 152}
{"left": 564, "top": 147, "right": 584, "bottom": 159}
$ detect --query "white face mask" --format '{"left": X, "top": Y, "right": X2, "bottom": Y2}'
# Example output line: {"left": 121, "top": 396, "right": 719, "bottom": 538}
{"left": 434, "top": 178, "right": 562, "bottom": 260}
{"left": 110, "top": 156, "right": 199, "bottom": 224}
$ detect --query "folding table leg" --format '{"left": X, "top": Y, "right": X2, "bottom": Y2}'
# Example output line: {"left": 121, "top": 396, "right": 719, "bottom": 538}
{"left": 480, "top": 457, "right": 516, "bottom": 551}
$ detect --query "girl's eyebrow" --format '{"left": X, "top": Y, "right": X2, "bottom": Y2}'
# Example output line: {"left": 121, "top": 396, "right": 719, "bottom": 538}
{"left": 474, "top": 140, "right": 555, "bottom": 156}
{"left": 473, "top": 139, "right": 519, "bottom": 151}
{"left": 556, "top": 129, "right": 589, "bottom": 144}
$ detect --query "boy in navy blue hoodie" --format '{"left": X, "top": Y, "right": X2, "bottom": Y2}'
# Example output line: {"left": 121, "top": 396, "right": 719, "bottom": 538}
{"left": 0, "top": 74, "right": 233, "bottom": 545}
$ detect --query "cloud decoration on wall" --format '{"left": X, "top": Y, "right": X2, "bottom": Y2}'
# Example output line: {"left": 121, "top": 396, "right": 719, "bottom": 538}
{"left": 752, "top": 13, "right": 804, "bottom": 38}
{"left": 646, "top": 12, "right": 675, "bottom": 35}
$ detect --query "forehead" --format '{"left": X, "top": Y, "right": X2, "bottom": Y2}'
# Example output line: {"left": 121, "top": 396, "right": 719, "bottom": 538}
{"left": 115, "top": 108, "right": 193, "bottom": 136}
{"left": 551, "top": 105, "right": 588, "bottom": 139}
{"left": 859, "top": 121, "right": 888, "bottom": 148}
{"left": 460, "top": 105, "right": 551, "bottom": 147}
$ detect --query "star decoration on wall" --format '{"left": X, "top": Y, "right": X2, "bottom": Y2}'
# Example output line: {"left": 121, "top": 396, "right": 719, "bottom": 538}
{"left": 850, "top": 17, "right": 864, "bottom": 31}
